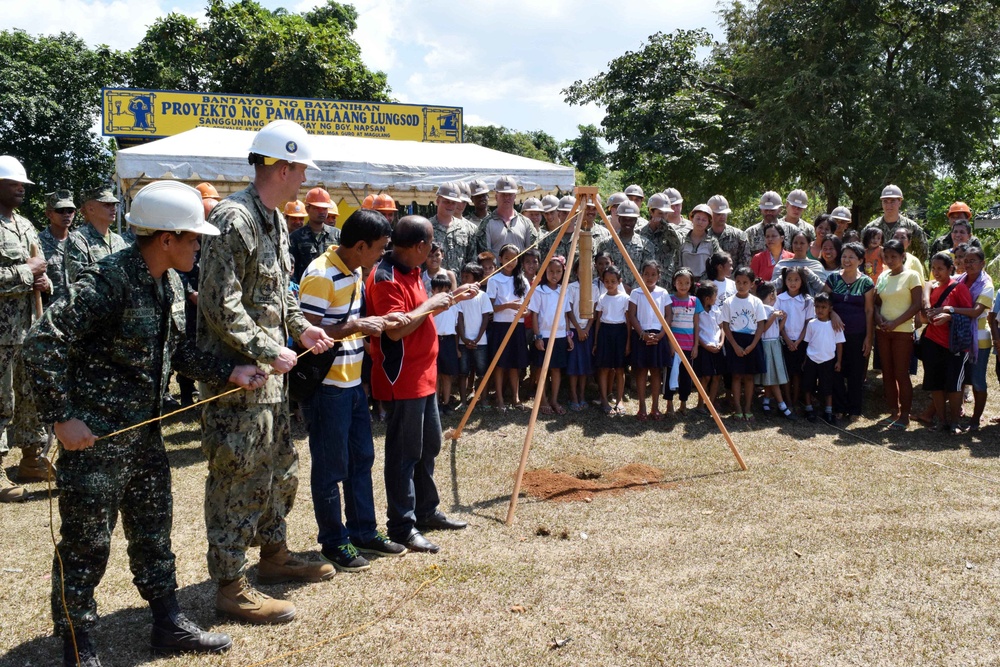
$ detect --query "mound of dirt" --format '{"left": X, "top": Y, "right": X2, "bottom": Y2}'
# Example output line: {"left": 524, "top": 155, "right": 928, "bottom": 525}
{"left": 521, "top": 461, "right": 666, "bottom": 502}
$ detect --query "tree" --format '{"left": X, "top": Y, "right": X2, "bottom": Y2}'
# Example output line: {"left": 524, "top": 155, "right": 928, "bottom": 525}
{"left": 565, "top": 0, "right": 1000, "bottom": 226}
{"left": 0, "top": 30, "right": 125, "bottom": 224}
{"left": 128, "top": 0, "right": 391, "bottom": 102}
{"left": 464, "top": 125, "right": 559, "bottom": 163}
{"left": 563, "top": 124, "right": 606, "bottom": 184}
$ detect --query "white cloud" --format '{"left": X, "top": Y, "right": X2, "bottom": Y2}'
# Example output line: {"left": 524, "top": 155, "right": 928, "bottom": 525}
{"left": 1, "top": 0, "right": 180, "bottom": 50}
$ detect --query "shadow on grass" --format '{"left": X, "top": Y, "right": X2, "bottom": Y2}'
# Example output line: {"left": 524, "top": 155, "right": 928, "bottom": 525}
{"left": 1, "top": 578, "right": 244, "bottom": 667}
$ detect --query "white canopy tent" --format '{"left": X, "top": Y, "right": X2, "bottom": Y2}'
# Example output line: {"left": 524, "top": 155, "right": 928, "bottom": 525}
{"left": 114, "top": 127, "right": 576, "bottom": 205}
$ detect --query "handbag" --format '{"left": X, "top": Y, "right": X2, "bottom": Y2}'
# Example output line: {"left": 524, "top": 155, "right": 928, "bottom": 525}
{"left": 287, "top": 280, "right": 358, "bottom": 403}
{"left": 914, "top": 282, "right": 959, "bottom": 361}
{"left": 949, "top": 311, "right": 973, "bottom": 353}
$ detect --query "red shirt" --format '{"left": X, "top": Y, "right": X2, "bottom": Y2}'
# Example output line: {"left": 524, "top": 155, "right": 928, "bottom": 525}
{"left": 750, "top": 249, "right": 794, "bottom": 282}
{"left": 924, "top": 279, "right": 972, "bottom": 349}
{"left": 366, "top": 254, "right": 438, "bottom": 400}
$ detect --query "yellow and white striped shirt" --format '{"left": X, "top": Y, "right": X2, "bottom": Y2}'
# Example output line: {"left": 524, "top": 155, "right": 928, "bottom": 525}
{"left": 299, "top": 248, "right": 364, "bottom": 387}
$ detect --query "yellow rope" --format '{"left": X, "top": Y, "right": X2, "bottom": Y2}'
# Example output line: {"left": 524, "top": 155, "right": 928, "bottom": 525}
{"left": 243, "top": 565, "right": 443, "bottom": 667}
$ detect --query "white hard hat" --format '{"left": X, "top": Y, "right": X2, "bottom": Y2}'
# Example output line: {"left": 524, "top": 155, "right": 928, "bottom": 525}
{"left": 521, "top": 197, "right": 544, "bottom": 212}
{"left": 541, "top": 194, "right": 561, "bottom": 212}
{"left": 624, "top": 184, "right": 645, "bottom": 198}
{"left": 880, "top": 184, "right": 903, "bottom": 199}
{"left": 557, "top": 195, "right": 576, "bottom": 212}
{"left": 608, "top": 192, "right": 628, "bottom": 208}
{"left": 707, "top": 194, "right": 731, "bottom": 214}
{"left": 249, "top": 120, "right": 319, "bottom": 170}
{"left": 759, "top": 191, "right": 782, "bottom": 210}
{"left": 830, "top": 206, "right": 852, "bottom": 221}
{"left": 662, "top": 188, "right": 683, "bottom": 206}
{"left": 647, "top": 193, "right": 671, "bottom": 211}
{"left": 786, "top": 189, "right": 809, "bottom": 208}
{"left": 126, "top": 181, "right": 220, "bottom": 236}
{"left": 617, "top": 201, "right": 640, "bottom": 218}
{"left": 0, "top": 156, "right": 33, "bottom": 184}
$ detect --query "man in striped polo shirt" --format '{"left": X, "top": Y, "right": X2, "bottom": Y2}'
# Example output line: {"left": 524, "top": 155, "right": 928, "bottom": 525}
{"left": 299, "top": 209, "right": 410, "bottom": 571}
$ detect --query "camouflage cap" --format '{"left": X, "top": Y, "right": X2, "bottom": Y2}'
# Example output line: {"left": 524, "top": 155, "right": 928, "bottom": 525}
{"left": 83, "top": 186, "right": 119, "bottom": 204}
{"left": 46, "top": 189, "right": 75, "bottom": 210}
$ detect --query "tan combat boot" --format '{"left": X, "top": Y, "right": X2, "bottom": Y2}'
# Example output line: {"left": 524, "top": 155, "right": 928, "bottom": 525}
{"left": 216, "top": 577, "right": 296, "bottom": 625}
{"left": 17, "top": 445, "right": 53, "bottom": 483}
{"left": 257, "top": 543, "right": 335, "bottom": 584}
{"left": 0, "top": 460, "right": 27, "bottom": 502}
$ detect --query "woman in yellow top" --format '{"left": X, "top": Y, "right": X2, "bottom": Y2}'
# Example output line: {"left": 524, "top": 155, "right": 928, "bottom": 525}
{"left": 874, "top": 239, "right": 923, "bottom": 430}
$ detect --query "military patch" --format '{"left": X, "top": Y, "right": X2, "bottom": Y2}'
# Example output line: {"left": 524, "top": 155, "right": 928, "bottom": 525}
{"left": 123, "top": 307, "right": 156, "bottom": 319}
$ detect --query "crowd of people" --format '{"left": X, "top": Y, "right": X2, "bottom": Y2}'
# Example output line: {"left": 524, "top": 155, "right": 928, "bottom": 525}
{"left": 0, "top": 116, "right": 996, "bottom": 666}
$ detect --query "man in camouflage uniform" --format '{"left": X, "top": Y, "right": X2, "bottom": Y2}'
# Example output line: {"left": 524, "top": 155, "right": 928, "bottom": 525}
{"left": 599, "top": 201, "right": 656, "bottom": 293}
{"left": 638, "top": 192, "right": 682, "bottom": 286}
{"left": 430, "top": 181, "right": 478, "bottom": 273}
{"left": 745, "top": 191, "right": 797, "bottom": 256}
{"left": 0, "top": 156, "right": 49, "bottom": 500}
{"left": 474, "top": 176, "right": 538, "bottom": 256}
{"left": 64, "top": 186, "right": 129, "bottom": 284}
{"left": 781, "top": 189, "right": 816, "bottom": 241}
{"left": 663, "top": 187, "right": 692, "bottom": 233}
{"left": 24, "top": 181, "right": 262, "bottom": 666}
{"left": 466, "top": 178, "right": 490, "bottom": 225}
{"left": 862, "top": 184, "right": 927, "bottom": 261}
{"left": 288, "top": 187, "right": 340, "bottom": 284}
{"left": 541, "top": 196, "right": 610, "bottom": 267}
{"left": 39, "top": 189, "right": 74, "bottom": 305}
{"left": 197, "top": 120, "right": 336, "bottom": 624}
{"left": 706, "top": 194, "right": 751, "bottom": 270}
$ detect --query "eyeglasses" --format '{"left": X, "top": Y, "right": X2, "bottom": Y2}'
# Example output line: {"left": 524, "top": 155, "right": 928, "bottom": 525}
{"left": 55, "top": 208, "right": 75, "bottom": 214}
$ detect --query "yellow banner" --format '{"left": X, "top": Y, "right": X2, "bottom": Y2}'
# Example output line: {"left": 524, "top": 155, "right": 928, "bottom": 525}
{"left": 102, "top": 88, "right": 462, "bottom": 143}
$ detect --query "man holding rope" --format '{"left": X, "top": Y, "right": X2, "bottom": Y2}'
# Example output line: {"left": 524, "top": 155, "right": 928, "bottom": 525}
{"left": 197, "top": 119, "right": 336, "bottom": 624}
{"left": 24, "top": 181, "right": 268, "bottom": 667}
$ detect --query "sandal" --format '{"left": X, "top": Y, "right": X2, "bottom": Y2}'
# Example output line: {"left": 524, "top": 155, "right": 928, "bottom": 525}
{"left": 539, "top": 405, "right": 554, "bottom": 415}
{"left": 554, "top": 405, "right": 567, "bottom": 416}
{"left": 615, "top": 404, "right": 627, "bottom": 415}
{"left": 887, "top": 421, "right": 908, "bottom": 431}
{"left": 602, "top": 404, "right": 614, "bottom": 416}
{"left": 650, "top": 410, "right": 663, "bottom": 421}
{"left": 878, "top": 416, "right": 898, "bottom": 427}
{"left": 636, "top": 412, "right": 648, "bottom": 422}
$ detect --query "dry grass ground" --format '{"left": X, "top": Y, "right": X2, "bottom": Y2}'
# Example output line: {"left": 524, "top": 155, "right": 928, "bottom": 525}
{"left": 3, "top": 371, "right": 1000, "bottom": 666}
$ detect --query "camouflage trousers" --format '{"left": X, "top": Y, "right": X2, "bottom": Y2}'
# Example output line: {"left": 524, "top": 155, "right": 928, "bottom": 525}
{"left": 202, "top": 402, "right": 297, "bottom": 582}
{"left": 0, "top": 344, "right": 46, "bottom": 457}
{"left": 52, "top": 425, "right": 176, "bottom": 636}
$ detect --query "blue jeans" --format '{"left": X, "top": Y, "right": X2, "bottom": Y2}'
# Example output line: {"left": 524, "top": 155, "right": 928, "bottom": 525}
{"left": 307, "top": 384, "right": 377, "bottom": 548}
{"left": 383, "top": 395, "right": 442, "bottom": 542}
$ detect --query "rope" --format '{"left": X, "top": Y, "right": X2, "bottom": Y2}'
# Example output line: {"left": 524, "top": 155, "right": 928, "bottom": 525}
{"left": 812, "top": 418, "right": 1000, "bottom": 485}
{"left": 242, "top": 565, "right": 443, "bottom": 667}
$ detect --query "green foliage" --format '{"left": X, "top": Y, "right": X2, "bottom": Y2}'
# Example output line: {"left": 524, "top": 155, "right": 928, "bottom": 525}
{"left": 563, "top": 124, "right": 607, "bottom": 184}
{"left": 0, "top": 30, "right": 124, "bottom": 224}
{"left": 128, "top": 0, "right": 391, "bottom": 101}
{"left": 565, "top": 0, "right": 1000, "bottom": 227}
{"left": 464, "top": 125, "right": 560, "bottom": 163}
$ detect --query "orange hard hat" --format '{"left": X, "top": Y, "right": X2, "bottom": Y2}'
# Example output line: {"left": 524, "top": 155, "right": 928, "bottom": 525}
{"left": 305, "top": 187, "right": 333, "bottom": 208}
{"left": 284, "top": 200, "right": 307, "bottom": 217}
{"left": 361, "top": 194, "right": 377, "bottom": 210}
{"left": 195, "top": 182, "right": 220, "bottom": 200}
{"left": 373, "top": 193, "right": 397, "bottom": 213}
{"left": 947, "top": 201, "right": 972, "bottom": 218}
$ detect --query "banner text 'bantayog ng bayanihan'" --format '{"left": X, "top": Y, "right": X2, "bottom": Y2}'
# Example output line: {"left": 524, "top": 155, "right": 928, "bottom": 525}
{"left": 102, "top": 88, "right": 463, "bottom": 143}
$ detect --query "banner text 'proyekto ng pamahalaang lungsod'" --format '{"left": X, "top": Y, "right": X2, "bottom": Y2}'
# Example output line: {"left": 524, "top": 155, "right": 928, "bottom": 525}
{"left": 101, "top": 88, "right": 463, "bottom": 144}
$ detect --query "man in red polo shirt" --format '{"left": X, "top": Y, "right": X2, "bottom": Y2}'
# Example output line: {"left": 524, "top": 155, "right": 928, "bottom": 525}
{"left": 366, "top": 216, "right": 479, "bottom": 553}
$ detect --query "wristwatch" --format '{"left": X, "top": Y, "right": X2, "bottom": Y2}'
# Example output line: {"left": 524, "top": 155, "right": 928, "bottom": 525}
{"left": 946, "top": 306, "right": 955, "bottom": 315}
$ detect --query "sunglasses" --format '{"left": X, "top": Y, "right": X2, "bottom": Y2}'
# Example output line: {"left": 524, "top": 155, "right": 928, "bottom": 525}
{"left": 55, "top": 208, "right": 75, "bottom": 214}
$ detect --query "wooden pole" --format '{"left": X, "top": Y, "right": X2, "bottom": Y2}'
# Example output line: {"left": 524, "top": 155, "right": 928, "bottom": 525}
{"left": 446, "top": 200, "right": 582, "bottom": 443}
{"left": 594, "top": 199, "right": 747, "bottom": 470}
{"left": 505, "top": 213, "right": 583, "bottom": 525}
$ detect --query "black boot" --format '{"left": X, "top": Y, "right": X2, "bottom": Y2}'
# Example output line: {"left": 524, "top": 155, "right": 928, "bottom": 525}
{"left": 63, "top": 630, "right": 102, "bottom": 667}
{"left": 149, "top": 593, "right": 233, "bottom": 654}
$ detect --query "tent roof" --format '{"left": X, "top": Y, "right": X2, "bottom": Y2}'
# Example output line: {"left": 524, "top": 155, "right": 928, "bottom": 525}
{"left": 115, "top": 127, "right": 575, "bottom": 194}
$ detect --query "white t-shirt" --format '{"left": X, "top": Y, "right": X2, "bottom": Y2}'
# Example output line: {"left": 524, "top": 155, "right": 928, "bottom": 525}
{"left": 804, "top": 318, "right": 846, "bottom": 363}
{"left": 720, "top": 293, "right": 767, "bottom": 334}
{"left": 458, "top": 290, "right": 493, "bottom": 345}
{"left": 761, "top": 304, "right": 781, "bottom": 340}
{"left": 529, "top": 285, "right": 571, "bottom": 338}
{"left": 713, "top": 278, "right": 736, "bottom": 305}
{"left": 596, "top": 291, "right": 629, "bottom": 324}
{"left": 628, "top": 285, "right": 668, "bottom": 331}
{"left": 592, "top": 278, "right": 608, "bottom": 301}
{"left": 776, "top": 291, "right": 814, "bottom": 340}
{"left": 487, "top": 272, "right": 527, "bottom": 323}
{"left": 698, "top": 306, "right": 724, "bottom": 347}
{"left": 434, "top": 303, "right": 459, "bottom": 336}
{"left": 567, "top": 281, "right": 595, "bottom": 330}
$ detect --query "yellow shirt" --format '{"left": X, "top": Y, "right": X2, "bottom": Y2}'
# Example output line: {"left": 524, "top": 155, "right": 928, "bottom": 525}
{"left": 876, "top": 269, "right": 921, "bottom": 333}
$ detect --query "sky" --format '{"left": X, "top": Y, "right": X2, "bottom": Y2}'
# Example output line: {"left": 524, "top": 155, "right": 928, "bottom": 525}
{"left": 2, "top": 0, "right": 722, "bottom": 143}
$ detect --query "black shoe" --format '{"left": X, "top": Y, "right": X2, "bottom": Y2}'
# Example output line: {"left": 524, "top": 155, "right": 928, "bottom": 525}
{"left": 822, "top": 413, "right": 836, "bottom": 425}
{"left": 352, "top": 531, "right": 407, "bottom": 557}
{"left": 401, "top": 530, "right": 440, "bottom": 554}
{"left": 64, "top": 631, "right": 102, "bottom": 667}
{"left": 782, "top": 409, "right": 798, "bottom": 421}
{"left": 806, "top": 411, "right": 818, "bottom": 423}
{"left": 320, "top": 543, "right": 371, "bottom": 572}
{"left": 150, "top": 593, "right": 232, "bottom": 654}
{"left": 162, "top": 394, "right": 182, "bottom": 411}
{"left": 415, "top": 511, "right": 467, "bottom": 531}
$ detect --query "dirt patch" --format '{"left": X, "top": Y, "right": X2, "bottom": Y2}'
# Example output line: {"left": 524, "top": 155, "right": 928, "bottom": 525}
{"left": 521, "top": 461, "right": 666, "bottom": 502}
